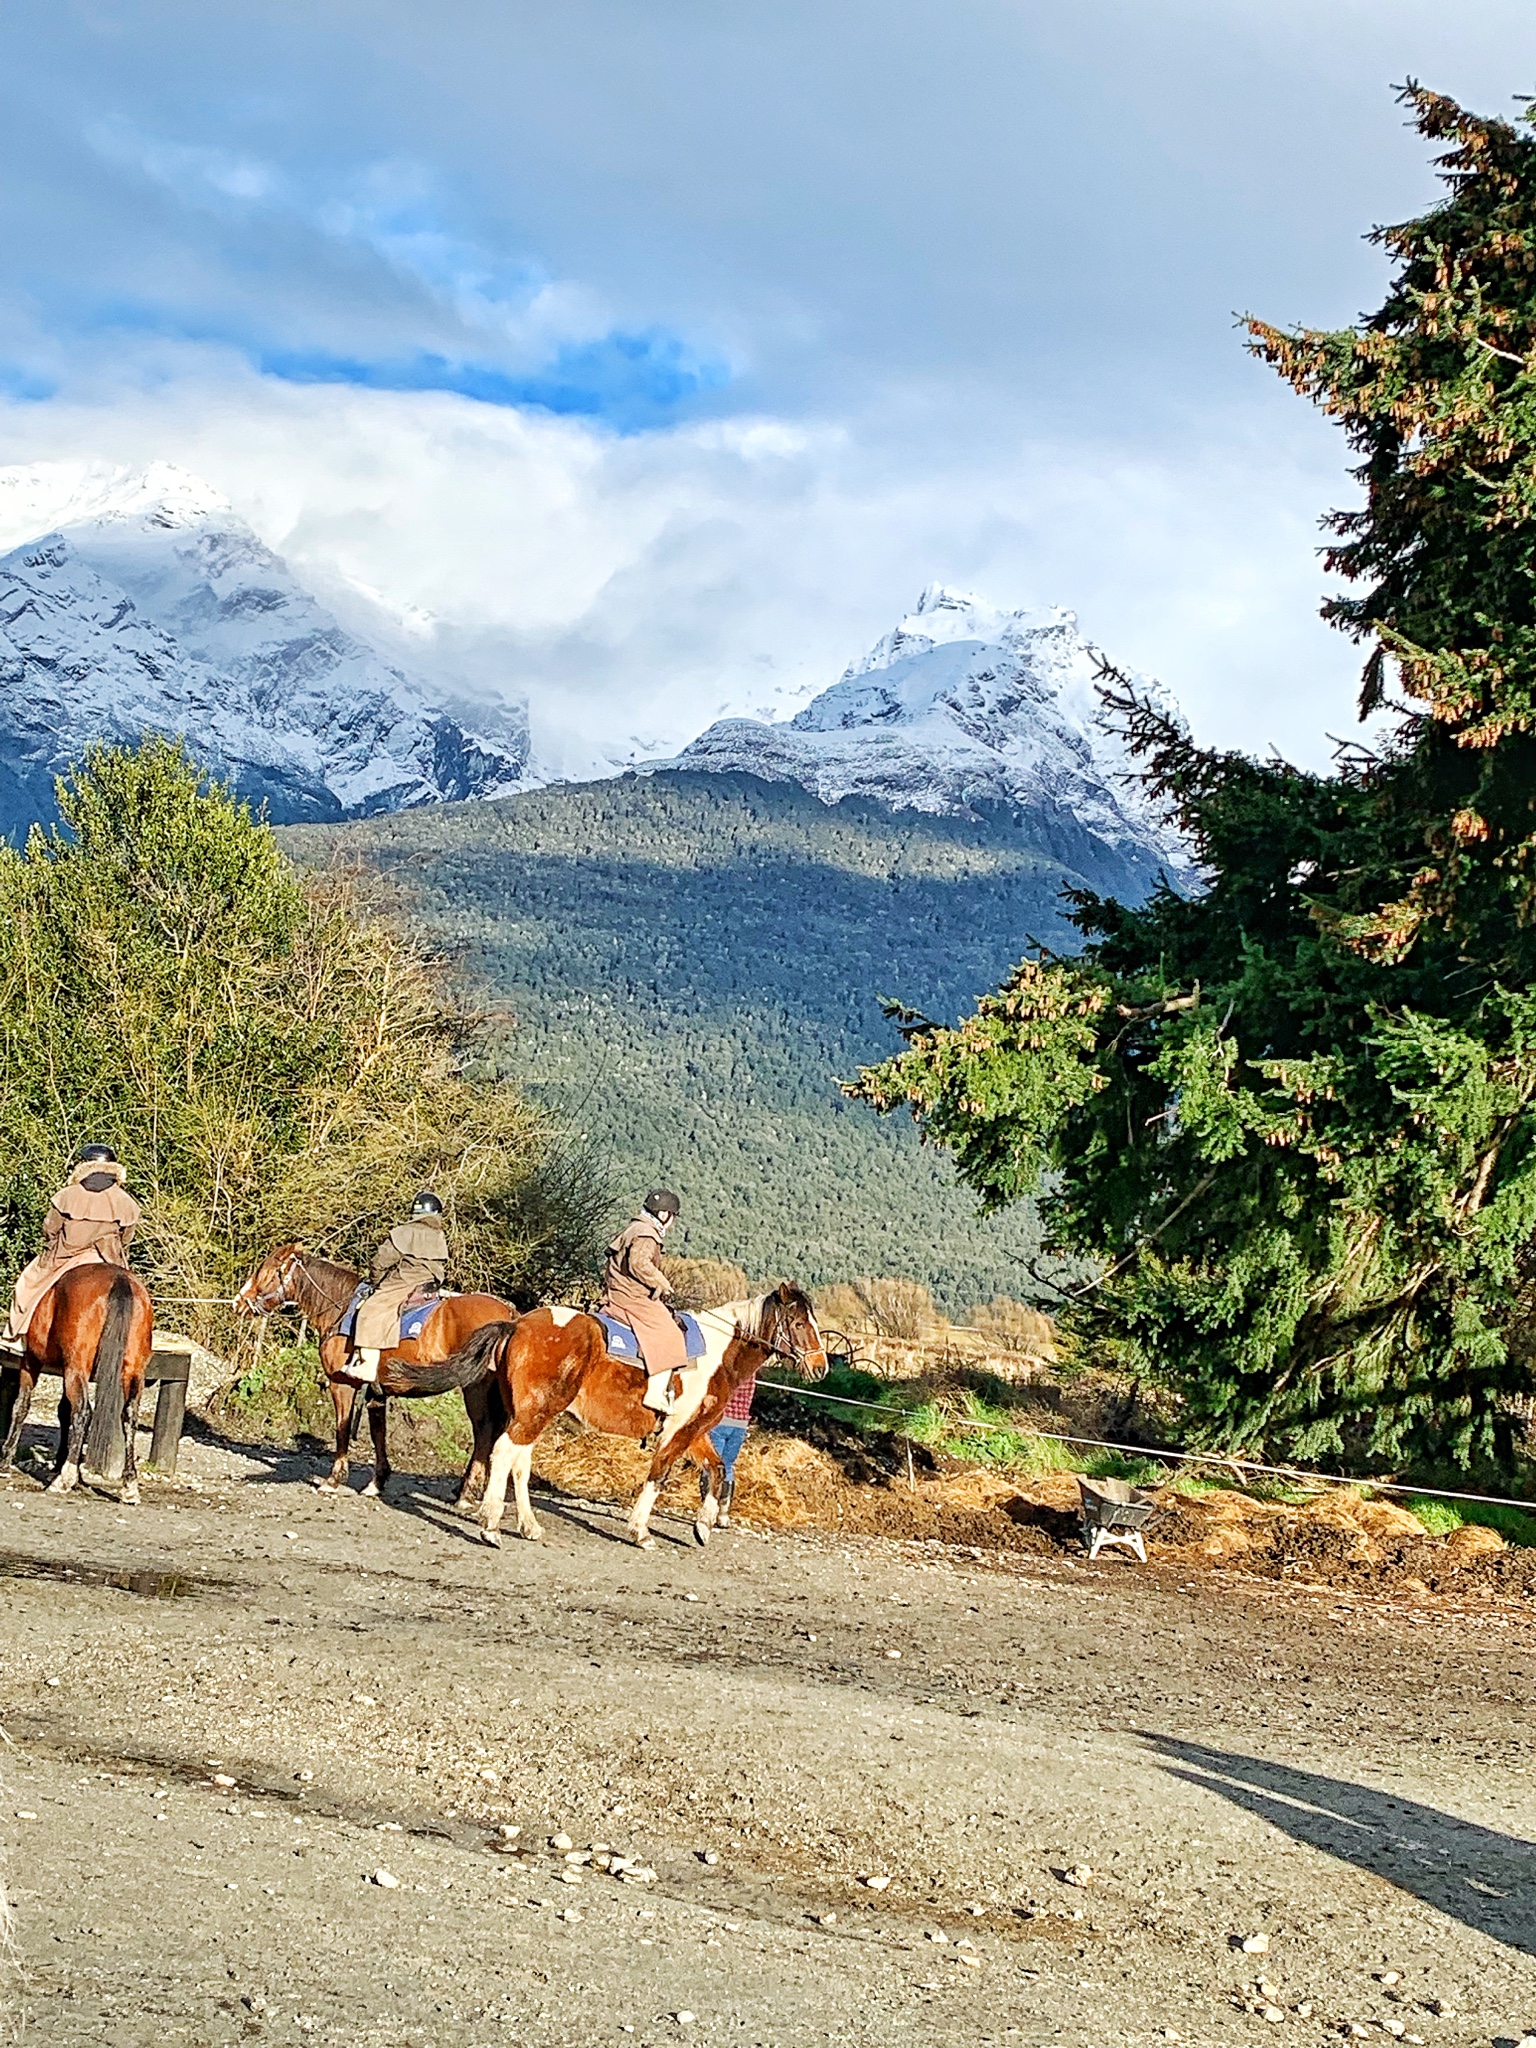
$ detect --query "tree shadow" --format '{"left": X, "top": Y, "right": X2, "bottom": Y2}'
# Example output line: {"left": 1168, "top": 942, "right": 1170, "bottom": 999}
{"left": 1142, "top": 1733, "right": 1535, "bottom": 1955}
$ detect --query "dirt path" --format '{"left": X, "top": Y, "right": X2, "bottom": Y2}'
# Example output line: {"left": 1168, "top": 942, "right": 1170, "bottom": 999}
{"left": 0, "top": 1425, "right": 1531, "bottom": 2048}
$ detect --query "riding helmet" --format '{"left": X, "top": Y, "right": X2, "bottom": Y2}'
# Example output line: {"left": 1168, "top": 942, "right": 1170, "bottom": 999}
{"left": 643, "top": 1188, "right": 681, "bottom": 1220}
{"left": 411, "top": 1190, "right": 445, "bottom": 1218}
{"left": 78, "top": 1144, "right": 117, "bottom": 1164}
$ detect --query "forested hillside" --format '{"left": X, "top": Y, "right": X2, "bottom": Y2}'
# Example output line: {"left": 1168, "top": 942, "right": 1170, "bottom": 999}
{"left": 283, "top": 769, "right": 1166, "bottom": 1305}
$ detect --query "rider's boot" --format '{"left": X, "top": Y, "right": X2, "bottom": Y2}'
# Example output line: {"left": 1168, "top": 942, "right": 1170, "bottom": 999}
{"left": 353, "top": 1348, "right": 382, "bottom": 1384}
{"left": 640, "top": 1370, "right": 677, "bottom": 1448}
{"left": 717, "top": 1478, "right": 735, "bottom": 1530}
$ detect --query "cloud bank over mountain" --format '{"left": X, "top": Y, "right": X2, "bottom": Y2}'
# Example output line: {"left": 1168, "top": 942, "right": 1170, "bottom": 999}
{"left": 0, "top": 460, "right": 526, "bottom": 833}
{"left": 4, "top": 2, "right": 1534, "bottom": 776}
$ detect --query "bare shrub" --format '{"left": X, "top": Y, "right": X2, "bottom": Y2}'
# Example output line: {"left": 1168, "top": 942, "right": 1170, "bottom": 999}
{"left": 967, "top": 1295, "right": 1057, "bottom": 1360}
{"left": 814, "top": 1277, "right": 942, "bottom": 1342}
{"left": 662, "top": 1255, "right": 751, "bottom": 1308}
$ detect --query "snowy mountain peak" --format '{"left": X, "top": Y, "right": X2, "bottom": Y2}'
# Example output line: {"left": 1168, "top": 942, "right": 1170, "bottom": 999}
{"left": 0, "top": 460, "right": 529, "bottom": 837}
{"left": 670, "top": 586, "right": 1190, "bottom": 889}
{"left": 0, "top": 460, "right": 234, "bottom": 553}
{"left": 844, "top": 583, "right": 1065, "bottom": 680}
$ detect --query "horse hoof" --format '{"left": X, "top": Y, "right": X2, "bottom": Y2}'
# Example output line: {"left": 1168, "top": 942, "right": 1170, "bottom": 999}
{"left": 45, "top": 1471, "right": 77, "bottom": 1496}
{"left": 313, "top": 1478, "right": 340, "bottom": 1495}
{"left": 631, "top": 1532, "right": 657, "bottom": 1551}
{"left": 480, "top": 1528, "right": 503, "bottom": 1548}
{"left": 121, "top": 1485, "right": 140, "bottom": 1507}
{"left": 692, "top": 1520, "right": 711, "bottom": 1547}
{"left": 517, "top": 1524, "right": 544, "bottom": 1544}
{"left": 361, "top": 1481, "right": 380, "bottom": 1500}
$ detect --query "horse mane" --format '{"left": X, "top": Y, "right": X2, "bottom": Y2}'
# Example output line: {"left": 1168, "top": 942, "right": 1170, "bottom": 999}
{"left": 288, "top": 1245, "right": 359, "bottom": 1284}
{"left": 697, "top": 1295, "right": 770, "bottom": 1340}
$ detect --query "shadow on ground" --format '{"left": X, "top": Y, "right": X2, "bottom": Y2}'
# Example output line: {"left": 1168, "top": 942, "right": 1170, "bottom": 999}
{"left": 1145, "top": 1733, "right": 1536, "bottom": 1954}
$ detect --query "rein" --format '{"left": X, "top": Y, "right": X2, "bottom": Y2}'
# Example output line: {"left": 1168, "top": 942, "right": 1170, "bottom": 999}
{"left": 699, "top": 1295, "right": 828, "bottom": 1378}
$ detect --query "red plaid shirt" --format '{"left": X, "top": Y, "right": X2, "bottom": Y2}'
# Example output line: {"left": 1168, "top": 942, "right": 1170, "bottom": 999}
{"left": 719, "top": 1371, "right": 757, "bottom": 1424}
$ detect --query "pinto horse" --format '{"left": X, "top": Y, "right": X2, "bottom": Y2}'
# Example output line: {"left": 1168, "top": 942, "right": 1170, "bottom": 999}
{"left": 439, "top": 1285, "right": 828, "bottom": 1550}
{"left": 234, "top": 1245, "right": 514, "bottom": 1500}
{"left": 0, "top": 1263, "right": 155, "bottom": 1501}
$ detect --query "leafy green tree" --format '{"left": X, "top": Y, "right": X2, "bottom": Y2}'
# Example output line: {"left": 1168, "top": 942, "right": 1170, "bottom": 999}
{"left": 850, "top": 86, "right": 1536, "bottom": 1473}
{"left": 0, "top": 740, "right": 610, "bottom": 1347}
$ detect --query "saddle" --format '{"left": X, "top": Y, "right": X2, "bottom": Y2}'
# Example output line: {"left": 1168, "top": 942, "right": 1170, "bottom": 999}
{"left": 337, "top": 1285, "right": 445, "bottom": 1344}
{"left": 595, "top": 1311, "right": 706, "bottom": 1363}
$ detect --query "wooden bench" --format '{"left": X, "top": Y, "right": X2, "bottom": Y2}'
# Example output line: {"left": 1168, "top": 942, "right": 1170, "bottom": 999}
{"left": 0, "top": 1336, "right": 193, "bottom": 1480}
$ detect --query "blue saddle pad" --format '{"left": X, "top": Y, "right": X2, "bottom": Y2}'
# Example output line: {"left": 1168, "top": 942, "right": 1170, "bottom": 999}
{"left": 337, "top": 1283, "right": 368, "bottom": 1339}
{"left": 337, "top": 1288, "right": 438, "bottom": 1344}
{"left": 398, "top": 1298, "right": 437, "bottom": 1342}
{"left": 596, "top": 1311, "right": 706, "bottom": 1362}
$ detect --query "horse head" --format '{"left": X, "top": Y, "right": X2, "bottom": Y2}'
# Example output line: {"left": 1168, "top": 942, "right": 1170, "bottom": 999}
{"left": 763, "top": 1281, "right": 829, "bottom": 1381}
{"left": 235, "top": 1244, "right": 305, "bottom": 1317}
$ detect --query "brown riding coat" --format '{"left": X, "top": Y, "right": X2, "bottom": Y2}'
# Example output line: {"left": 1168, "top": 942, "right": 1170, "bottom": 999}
{"left": 603, "top": 1213, "right": 687, "bottom": 1375}
{"left": 3, "top": 1162, "right": 142, "bottom": 1340}
{"left": 353, "top": 1220, "right": 450, "bottom": 1349}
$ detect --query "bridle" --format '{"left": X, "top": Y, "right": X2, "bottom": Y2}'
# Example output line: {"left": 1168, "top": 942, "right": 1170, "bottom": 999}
{"left": 754, "top": 1294, "right": 830, "bottom": 1380}
{"left": 238, "top": 1248, "right": 356, "bottom": 1325}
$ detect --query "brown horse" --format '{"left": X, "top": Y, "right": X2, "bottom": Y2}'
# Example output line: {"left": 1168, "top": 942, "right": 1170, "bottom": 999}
{"left": 437, "top": 1285, "right": 828, "bottom": 1550}
{"left": 234, "top": 1245, "right": 514, "bottom": 1500}
{"left": 0, "top": 1263, "right": 155, "bottom": 1502}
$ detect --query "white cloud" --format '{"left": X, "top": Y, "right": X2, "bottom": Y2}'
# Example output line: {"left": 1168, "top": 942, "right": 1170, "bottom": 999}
{"left": 0, "top": 357, "right": 1362, "bottom": 780}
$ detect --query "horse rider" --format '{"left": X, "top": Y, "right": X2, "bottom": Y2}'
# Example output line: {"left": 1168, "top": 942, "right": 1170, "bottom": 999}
{"left": 603, "top": 1189, "right": 688, "bottom": 1421}
{"left": 0, "top": 1145, "right": 142, "bottom": 1357}
{"left": 350, "top": 1191, "right": 450, "bottom": 1382}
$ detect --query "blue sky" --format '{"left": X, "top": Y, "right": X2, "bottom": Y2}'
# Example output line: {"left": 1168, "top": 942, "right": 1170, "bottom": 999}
{"left": 5, "top": 2, "right": 1536, "bottom": 773}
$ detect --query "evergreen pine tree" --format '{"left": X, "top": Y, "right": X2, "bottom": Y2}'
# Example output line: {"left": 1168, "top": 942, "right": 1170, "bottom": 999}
{"left": 851, "top": 86, "right": 1536, "bottom": 1474}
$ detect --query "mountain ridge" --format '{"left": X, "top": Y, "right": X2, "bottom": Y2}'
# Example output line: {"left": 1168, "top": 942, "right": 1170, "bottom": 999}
{"left": 0, "top": 460, "right": 529, "bottom": 837}
{"left": 668, "top": 582, "right": 1190, "bottom": 887}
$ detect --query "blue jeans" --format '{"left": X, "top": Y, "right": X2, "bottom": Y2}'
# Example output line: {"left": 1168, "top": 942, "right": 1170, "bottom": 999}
{"left": 710, "top": 1422, "right": 748, "bottom": 1484}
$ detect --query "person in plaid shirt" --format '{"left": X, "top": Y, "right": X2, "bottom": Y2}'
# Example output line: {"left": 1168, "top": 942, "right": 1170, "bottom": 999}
{"left": 708, "top": 1366, "right": 757, "bottom": 1529}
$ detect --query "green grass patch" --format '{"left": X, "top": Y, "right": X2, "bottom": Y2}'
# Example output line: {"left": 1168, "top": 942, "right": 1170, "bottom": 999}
{"left": 1404, "top": 1495, "right": 1536, "bottom": 1545}
{"left": 221, "top": 1340, "right": 334, "bottom": 1441}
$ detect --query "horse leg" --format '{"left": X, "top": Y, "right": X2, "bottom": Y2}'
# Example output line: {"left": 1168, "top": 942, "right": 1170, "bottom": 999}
{"left": 507, "top": 1440, "right": 539, "bottom": 1541}
{"left": 317, "top": 1377, "right": 354, "bottom": 1493}
{"left": 360, "top": 1396, "right": 390, "bottom": 1499}
{"left": 456, "top": 1380, "right": 499, "bottom": 1509}
{"left": 480, "top": 1429, "right": 517, "bottom": 1546}
{"left": 480, "top": 1422, "right": 545, "bottom": 1545}
{"left": 47, "top": 1370, "right": 91, "bottom": 1494}
{"left": 691, "top": 1439, "right": 727, "bottom": 1546}
{"left": 0, "top": 1367, "right": 35, "bottom": 1472}
{"left": 120, "top": 1376, "right": 144, "bottom": 1507}
{"left": 630, "top": 1415, "right": 724, "bottom": 1549}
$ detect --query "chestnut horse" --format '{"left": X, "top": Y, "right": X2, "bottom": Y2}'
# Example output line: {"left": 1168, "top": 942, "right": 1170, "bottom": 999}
{"left": 234, "top": 1245, "right": 514, "bottom": 1500}
{"left": 0, "top": 1263, "right": 155, "bottom": 1502}
{"left": 437, "top": 1285, "right": 828, "bottom": 1550}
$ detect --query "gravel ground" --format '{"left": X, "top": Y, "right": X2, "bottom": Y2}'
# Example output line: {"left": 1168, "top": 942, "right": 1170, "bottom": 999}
{"left": 0, "top": 1422, "right": 1531, "bottom": 2048}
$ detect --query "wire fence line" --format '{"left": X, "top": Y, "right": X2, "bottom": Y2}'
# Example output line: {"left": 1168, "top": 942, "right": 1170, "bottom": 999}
{"left": 755, "top": 1377, "right": 1536, "bottom": 1516}
{"left": 136, "top": 1301, "right": 1536, "bottom": 1517}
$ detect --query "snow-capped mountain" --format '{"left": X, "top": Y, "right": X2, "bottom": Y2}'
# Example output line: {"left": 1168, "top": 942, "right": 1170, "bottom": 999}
{"left": 670, "top": 584, "right": 1190, "bottom": 883}
{"left": 0, "top": 461, "right": 529, "bottom": 836}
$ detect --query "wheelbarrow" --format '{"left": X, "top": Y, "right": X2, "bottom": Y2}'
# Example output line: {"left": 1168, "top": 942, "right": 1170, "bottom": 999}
{"left": 1077, "top": 1475, "right": 1155, "bottom": 1563}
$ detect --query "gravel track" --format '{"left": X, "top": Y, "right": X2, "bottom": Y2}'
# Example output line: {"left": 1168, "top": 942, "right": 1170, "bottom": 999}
{"left": 0, "top": 1426, "right": 1531, "bottom": 2048}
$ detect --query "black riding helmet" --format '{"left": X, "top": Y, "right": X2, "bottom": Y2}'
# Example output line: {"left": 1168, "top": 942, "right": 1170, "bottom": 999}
{"left": 643, "top": 1188, "right": 681, "bottom": 1220}
{"left": 79, "top": 1144, "right": 117, "bottom": 1164}
{"left": 411, "top": 1190, "right": 445, "bottom": 1218}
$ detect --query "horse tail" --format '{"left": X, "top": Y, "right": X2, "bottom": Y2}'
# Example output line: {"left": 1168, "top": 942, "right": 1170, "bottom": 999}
{"left": 83, "top": 1274, "right": 136, "bottom": 1474}
{"left": 394, "top": 1318, "right": 517, "bottom": 1395}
